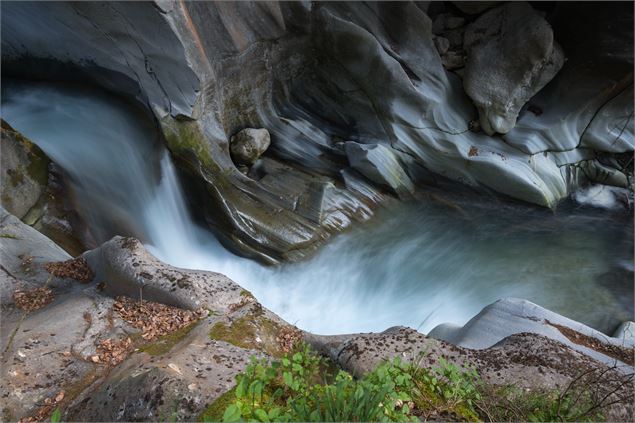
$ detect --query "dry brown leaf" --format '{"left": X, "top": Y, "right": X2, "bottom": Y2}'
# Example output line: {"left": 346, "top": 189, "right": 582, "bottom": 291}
{"left": 44, "top": 257, "right": 94, "bottom": 282}
{"left": 13, "top": 287, "right": 54, "bottom": 311}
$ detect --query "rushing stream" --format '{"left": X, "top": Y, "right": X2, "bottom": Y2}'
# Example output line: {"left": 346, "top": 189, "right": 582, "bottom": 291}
{"left": 2, "top": 81, "right": 633, "bottom": 335}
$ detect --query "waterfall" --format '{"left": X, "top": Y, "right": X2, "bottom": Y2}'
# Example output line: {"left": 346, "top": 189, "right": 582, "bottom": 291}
{"left": 2, "top": 81, "right": 632, "bottom": 335}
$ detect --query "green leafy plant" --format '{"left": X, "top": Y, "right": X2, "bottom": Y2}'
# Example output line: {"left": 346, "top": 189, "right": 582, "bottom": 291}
{"left": 50, "top": 408, "right": 61, "bottom": 423}
{"left": 201, "top": 345, "right": 619, "bottom": 423}
{"left": 430, "top": 358, "right": 481, "bottom": 408}
{"left": 215, "top": 345, "right": 417, "bottom": 422}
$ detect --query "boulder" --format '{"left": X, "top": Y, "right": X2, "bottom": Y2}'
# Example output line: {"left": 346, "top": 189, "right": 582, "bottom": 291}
{"left": 0, "top": 206, "right": 74, "bottom": 303}
{"left": 463, "top": 2, "right": 565, "bottom": 135}
{"left": 0, "top": 121, "right": 48, "bottom": 219}
{"left": 1, "top": 122, "right": 88, "bottom": 255}
{"left": 83, "top": 236, "right": 245, "bottom": 314}
{"left": 229, "top": 128, "right": 271, "bottom": 166}
{"left": 428, "top": 298, "right": 635, "bottom": 370}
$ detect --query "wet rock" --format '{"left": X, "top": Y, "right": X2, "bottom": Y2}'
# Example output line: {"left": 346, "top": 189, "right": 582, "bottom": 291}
{"left": 581, "top": 88, "right": 635, "bottom": 153}
{"left": 345, "top": 143, "right": 415, "bottom": 198}
{"left": 229, "top": 128, "right": 271, "bottom": 166}
{"left": 1, "top": 0, "right": 632, "bottom": 260}
{"left": 463, "top": 2, "right": 565, "bottom": 135}
{"left": 0, "top": 121, "right": 48, "bottom": 219}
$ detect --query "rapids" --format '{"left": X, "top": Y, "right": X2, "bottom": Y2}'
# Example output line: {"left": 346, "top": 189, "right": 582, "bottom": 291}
{"left": 2, "top": 81, "right": 633, "bottom": 335}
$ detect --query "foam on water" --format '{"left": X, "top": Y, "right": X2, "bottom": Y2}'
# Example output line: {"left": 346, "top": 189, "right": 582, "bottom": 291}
{"left": 2, "top": 81, "right": 633, "bottom": 335}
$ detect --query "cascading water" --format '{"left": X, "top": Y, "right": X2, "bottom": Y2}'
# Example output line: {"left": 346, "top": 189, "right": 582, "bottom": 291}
{"left": 2, "top": 81, "right": 633, "bottom": 335}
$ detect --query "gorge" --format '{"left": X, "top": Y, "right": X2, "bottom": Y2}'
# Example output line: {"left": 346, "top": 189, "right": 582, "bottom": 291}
{"left": 1, "top": 1, "right": 634, "bottom": 422}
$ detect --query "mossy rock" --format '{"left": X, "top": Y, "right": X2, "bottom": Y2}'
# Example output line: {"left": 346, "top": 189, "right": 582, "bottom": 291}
{"left": 1, "top": 120, "right": 49, "bottom": 218}
{"left": 209, "top": 310, "right": 286, "bottom": 357}
{"left": 138, "top": 321, "right": 200, "bottom": 356}
{"left": 197, "top": 388, "right": 236, "bottom": 422}
{"left": 161, "top": 117, "right": 216, "bottom": 174}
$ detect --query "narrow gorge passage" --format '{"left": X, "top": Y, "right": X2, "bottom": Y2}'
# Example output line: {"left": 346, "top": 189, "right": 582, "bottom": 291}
{"left": 3, "top": 81, "right": 633, "bottom": 335}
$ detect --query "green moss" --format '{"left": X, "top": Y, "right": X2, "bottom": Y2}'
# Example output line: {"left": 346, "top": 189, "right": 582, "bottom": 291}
{"left": 139, "top": 321, "right": 199, "bottom": 356}
{"left": 197, "top": 388, "right": 236, "bottom": 422}
{"left": 63, "top": 368, "right": 99, "bottom": 403}
{"left": 0, "top": 234, "right": 19, "bottom": 239}
{"left": 209, "top": 313, "right": 283, "bottom": 357}
{"left": 239, "top": 289, "right": 255, "bottom": 299}
{"left": 161, "top": 118, "right": 216, "bottom": 172}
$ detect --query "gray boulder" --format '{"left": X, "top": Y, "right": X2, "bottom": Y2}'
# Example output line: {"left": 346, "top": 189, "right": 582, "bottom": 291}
{"left": 463, "top": 2, "right": 565, "bottom": 135}
{"left": 229, "top": 128, "right": 271, "bottom": 166}
{"left": 0, "top": 121, "right": 48, "bottom": 219}
{"left": 83, "top": 236, "right": 245, "bottom": 314}
{"left": 428, "top": 298, "right": 635, "bottom": 370}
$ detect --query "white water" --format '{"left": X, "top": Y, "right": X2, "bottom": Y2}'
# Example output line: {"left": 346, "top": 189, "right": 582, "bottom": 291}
{"left": 2, "top": 82, "right": 633, "bottom": 335}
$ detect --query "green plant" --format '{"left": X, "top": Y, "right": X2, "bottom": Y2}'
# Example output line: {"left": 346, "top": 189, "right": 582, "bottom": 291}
{"left": 429, "top": 358, "right": 481, "bottom": 408}
{"left": 50, "top": 407, "right": 61, "bottom": 423}
{"left": 214, "top": 345, "right": 417, "bottom": 422}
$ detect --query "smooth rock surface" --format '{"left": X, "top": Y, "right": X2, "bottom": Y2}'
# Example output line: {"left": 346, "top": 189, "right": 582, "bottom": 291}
{"left": 463, "top": 2, "right": 565, "bottom": 135}
{"left": 345, "top": 142, "right": 415, "bottom": 198}
{"left": 1, "top": 1, "right": 632, "bottom": 262}
{"left": 428, "top": 298, "right": 635, "bottom": 369}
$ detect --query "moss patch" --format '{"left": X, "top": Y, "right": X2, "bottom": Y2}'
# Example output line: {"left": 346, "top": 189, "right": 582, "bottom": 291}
{"left": 161, "top": 118, "right": 215, "bottom": 172}
{"left": 139, "top": 321, "right": 200, "bottom": 356}
{"left": 0, "top": 233, "right": 19, "bottom": 239}
{"left": 239, "top": 289, "right": 255, "bottom": 299}
{"left": 209, "top": 312, "right": 284, "bottom": 357}
{"left": 197, "top": 388, "right": 236, "bottom": 422}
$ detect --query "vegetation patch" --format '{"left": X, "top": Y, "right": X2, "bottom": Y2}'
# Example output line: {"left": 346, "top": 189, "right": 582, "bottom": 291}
{"left": 205, "top": 344, "right": 623, "bottom": 422}
{"left": 139, "top": 321, "right": 200, "bottom": 356}
{"left": 209, "top": 311, "right": 299, "bottom": 357}
{"left": 0, "top": 233, "right": 19, "bottom": 239}
{"left": 198, "top": 388, "right": 237, "bottom": 422}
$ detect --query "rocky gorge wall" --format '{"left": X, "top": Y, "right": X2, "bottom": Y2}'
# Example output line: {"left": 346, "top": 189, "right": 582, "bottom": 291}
{"left": 2, "top": 1, "right": 633, "bottom": 264}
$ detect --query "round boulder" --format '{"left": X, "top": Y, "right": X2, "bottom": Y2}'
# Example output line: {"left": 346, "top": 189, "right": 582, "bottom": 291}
{"left": 229, "top": 128, "right": 271, "bottom": 166}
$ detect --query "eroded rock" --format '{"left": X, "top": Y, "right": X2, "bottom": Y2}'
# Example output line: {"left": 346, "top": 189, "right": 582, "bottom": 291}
{"left": 463, "top": 2, "right": 565, "bottom": 135}
{"left": 345, "top": 142, "right": 415, "bottom": 198}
